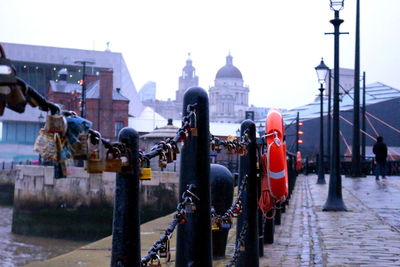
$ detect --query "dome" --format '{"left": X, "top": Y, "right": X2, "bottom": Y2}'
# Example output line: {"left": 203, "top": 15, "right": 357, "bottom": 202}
{"left": 215, "top": 54, "right": 243, "bottom": 79}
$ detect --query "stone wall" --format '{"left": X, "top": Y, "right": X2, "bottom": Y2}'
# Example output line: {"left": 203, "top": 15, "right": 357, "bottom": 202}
{"left": 0, "top": 169, "right": 18, "bottom": 205}
{"left": 11, "top": 165, "right": 179, "bottom": 240}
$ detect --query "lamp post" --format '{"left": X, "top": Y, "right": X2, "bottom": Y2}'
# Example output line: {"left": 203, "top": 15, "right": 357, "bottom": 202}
{"left": 351, "top": 0, "right": 361, "bottom": 177}
{"left": 315, "top": 58, "right": 329, "bottom": 185}
{"left": 74, "top": 60, "right": 95, "bottom": 118}
{"left": 323, "top": 0, "right": 347, "bottom": 211}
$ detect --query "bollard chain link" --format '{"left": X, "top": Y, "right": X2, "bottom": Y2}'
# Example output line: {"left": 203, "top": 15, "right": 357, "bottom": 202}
{"left": 211, "top": 174, "right": 248, "bottom": 230}
{"left": 209, "top": 129, "right": 249, "bottom": 155}
{"left": 140, "top": 184, "right": 199, "bottom": 267}
{"left": 225, "top": 222, "right": 248, "bottom": 267}
{"left": 138, "top": 103, "right": 198, "bottom": 169}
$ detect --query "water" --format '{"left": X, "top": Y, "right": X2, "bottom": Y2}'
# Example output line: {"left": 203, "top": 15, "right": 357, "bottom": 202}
{"left": 0, "top": 206, "right": 87, "bottom": 267}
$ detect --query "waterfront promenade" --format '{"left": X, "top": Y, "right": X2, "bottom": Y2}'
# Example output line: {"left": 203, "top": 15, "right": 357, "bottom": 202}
{"left": 25, "top": 174, "right": 400, "bottom": 266}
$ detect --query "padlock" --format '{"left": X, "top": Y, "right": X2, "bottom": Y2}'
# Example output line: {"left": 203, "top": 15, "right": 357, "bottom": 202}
{"left": 71, "top": 133, "right": 88, "bottom": 160}
{"left": 158, "top": 153, "right": 167, "bottom": 169}
{"left": 45, "top": 114, "right": 67, "bottom": 135}
{"left": 165, "top": 143, "right": 174, "bottom": 163}
{"left": 119, "top": 146, "right": 130, "bottom": 168}
{"left": 140, "top": 167, "right": 153, "bottom": 180}
{"left": 105, "top": 148, "right": 122, "bottom": 172}
{"left": 159, "top": 239, "right": 170, "bottom": 258}
{"left": 149, "top": 255, "right": 162, "bottom": 267}
{"left": 87, "top": 148, "right": 104, "bottom": 173}
{"left": 211, "top": 217, "right": 220, "bottom": 231}
{"left": 221, "top": 218, "right": 232, "bottom": 230}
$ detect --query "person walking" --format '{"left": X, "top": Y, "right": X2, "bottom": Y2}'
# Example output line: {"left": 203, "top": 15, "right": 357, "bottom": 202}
{"left": 373, "top": 136, "right": 388, "bottom": 180}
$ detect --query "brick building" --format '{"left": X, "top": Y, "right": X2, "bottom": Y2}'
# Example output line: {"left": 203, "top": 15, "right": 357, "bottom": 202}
{"left": 48, "top": 69, "right": 129, "bottom": 140}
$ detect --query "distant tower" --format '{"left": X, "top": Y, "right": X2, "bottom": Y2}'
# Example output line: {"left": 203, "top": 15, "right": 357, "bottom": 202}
{"left": 176, "top": 53, "right": 199, "bottom": 103}
{"left": 209, "top": 54, "right": 249, "bottom": 123}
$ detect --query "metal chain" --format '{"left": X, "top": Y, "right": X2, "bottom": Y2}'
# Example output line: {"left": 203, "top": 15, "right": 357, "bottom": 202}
{"left": 140, "top": 184, "right": 199, "bottom": 267}
{"left": 138, "top": 103, "right": 198, "bottom": 165}
{"left": 211, "top": 174, "right": 248, "bottom": 228}
{"left": 226, "top": 222, "right": 248, "bottom": 267}
{"left": 209, "top": 129, "right": 249, "bottom": 155}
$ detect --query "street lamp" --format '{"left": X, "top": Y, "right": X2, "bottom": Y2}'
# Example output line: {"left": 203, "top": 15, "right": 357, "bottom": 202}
{"left": 74, "top": 60, "right": 95, "bottom": 118}
{"left": 315, "top": 58, "right": 329, "bottom": 184}
{"left": 323, "top": 0, "right": 347, "bottom": 211}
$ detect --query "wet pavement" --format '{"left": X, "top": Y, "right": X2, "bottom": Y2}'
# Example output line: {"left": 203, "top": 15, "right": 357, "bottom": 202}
{"left": 260, "top": 174, "right": 400, "bottom": 266}
{"left": 25, "top": 174, "right": 400, "bottom": 266}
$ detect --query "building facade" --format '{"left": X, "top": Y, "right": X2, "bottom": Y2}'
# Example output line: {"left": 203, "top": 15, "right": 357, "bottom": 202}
{"left": 48, "top": 70, "right": 129, "bottom": 140}
{"left": 2, "top": 42, "right": 143, "bottom": 116}
{"left": 209, "top": 54, "right": 249, "bottom": 123}
{"left": 142, "top": 55, "right": 199, "bottom": 120}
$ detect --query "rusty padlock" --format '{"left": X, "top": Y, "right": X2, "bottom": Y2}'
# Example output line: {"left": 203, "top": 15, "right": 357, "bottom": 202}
{"left": 71, "top": 133, "right": 88, "bottom": 160}
{"left": 105, "top": 147, "right": 122, "bottom": 172}
{"left": 158, "top": 152, "right": 167, "bottom": 169}
{"left": 86, "top": 148, "right": 104, "bottom": 173}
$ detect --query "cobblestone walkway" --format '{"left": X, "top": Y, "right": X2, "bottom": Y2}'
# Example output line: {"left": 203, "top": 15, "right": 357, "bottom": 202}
{"left": 260, "top": 175, "right": 400, "bottom": 266}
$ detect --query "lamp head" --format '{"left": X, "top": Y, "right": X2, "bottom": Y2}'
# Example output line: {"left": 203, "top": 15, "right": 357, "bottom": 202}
{"left": 330, "top": 0, "right": 344, "bottom": 11}
{"left": 315, "top": 58, "right": 329, "bottom": 85}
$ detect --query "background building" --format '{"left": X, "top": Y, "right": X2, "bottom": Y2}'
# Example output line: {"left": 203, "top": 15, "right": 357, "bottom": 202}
{"left": 138, "top": 81, "right": 156, "bottom": 102}
{"left": 284, "top": 82, "right": 400, "bottom": 161}
{"left": 48, "top": 70, "right": 129, "bottom": 140}
{"left": 142, "top": 55, "right": 199, "bottom": 120}
{"left": 209, "top": 54, "right": 249, "bottom": 123}
{"left": 2, "top": 42, "right": 143, "bottom": 116}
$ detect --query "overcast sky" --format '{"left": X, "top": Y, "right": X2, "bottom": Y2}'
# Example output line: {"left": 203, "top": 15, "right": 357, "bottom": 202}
{"left": 1, "top": 0, "right": 399, "bottom": 109}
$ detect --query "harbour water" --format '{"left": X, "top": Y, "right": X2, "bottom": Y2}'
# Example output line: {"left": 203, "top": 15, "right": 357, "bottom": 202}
{"left": 0, "top": 206, "right": 86, "bottom": 267}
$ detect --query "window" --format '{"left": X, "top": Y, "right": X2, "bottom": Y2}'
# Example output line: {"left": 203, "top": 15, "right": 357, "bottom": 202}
{"left": 1, "top": 121, "right": 41, "bottom": 144}
{"left": 115, "top": 121, "right": 124, "bottom": 137}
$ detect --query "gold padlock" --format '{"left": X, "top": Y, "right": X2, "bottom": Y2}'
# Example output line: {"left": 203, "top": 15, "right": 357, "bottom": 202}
{"left": 72, "top": 133, "right": 88, "bottom": 160}
{"left": 87, "top": 148, "right": 104, "bottom": 173}
{"left": 165, "top": 143, "right": 174, "bottom": 163}
{"left": 139, "top": 158, "right": 153, "bottom": 180}
{"left": 158, "top": 153, "right": 167, "bottom": 169}
{"left": 211, "top": 217, "right": 220, "bottom": 231}
{"left": 140, "top": 167, "right": 152, "bottom": 180}
{"left": 190, "top": 112, "right": 197, "bottom": 137}
{"left": 45, "top": 114, "right": 67, "bottom": 135}
{"left": 105, "top": 148, "right": 122, "bottom": 172}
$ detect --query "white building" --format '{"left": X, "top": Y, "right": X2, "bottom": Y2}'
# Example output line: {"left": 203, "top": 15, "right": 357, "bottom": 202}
{"left": 209, "top": 54, "right": 249, "bottom": 123}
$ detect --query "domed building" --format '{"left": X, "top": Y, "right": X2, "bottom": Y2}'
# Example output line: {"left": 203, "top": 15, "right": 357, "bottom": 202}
{"left": 209, "top": 54, "right": 249, "bottom": 123}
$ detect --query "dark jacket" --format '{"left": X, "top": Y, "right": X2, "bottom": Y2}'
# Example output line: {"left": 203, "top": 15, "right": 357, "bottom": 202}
{"left": 373, "top": 141, "right": 388, "bottom": 163}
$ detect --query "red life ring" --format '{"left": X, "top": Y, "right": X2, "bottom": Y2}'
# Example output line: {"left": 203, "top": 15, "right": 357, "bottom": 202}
{"left": 264, "top": 109, "right": 288, "bottom": 202}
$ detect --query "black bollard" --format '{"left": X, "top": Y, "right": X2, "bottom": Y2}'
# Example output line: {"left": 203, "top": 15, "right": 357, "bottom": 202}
{"left": 263, "top": 210, "right": 274, "bottom": 244}
{"left": 176, "top": 87, "right": 212, "bottom": 267}
{"left": 210, "top": 164, "right": 234, "bottom": 259}
{"left": 274, "top": 207, "right": 281, "bottom": 225}
{"left": 236, "top": 120, "right": 259, "bottom": 267}
{"left": 111, "top": 128, "right": 141, "bottom": 267}
{"left": 257, "top": 157, "right": 264, "bottom": 257}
